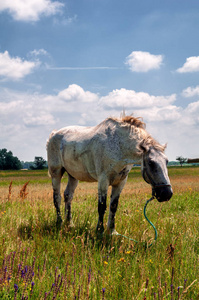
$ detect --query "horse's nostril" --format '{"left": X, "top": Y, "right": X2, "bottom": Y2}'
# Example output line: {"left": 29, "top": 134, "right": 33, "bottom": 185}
{"left": 155, "top": 186, "right": 173, "bottom": 202}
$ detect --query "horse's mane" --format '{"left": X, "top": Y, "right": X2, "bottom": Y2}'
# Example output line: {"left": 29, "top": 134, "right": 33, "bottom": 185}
{"left": 108, "top": 114, "right": 166, "bottom": 153}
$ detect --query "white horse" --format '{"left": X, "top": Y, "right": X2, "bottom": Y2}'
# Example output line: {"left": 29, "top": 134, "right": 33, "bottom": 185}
{"left": 47, "top": 115, "right": 173, "bottom": 234}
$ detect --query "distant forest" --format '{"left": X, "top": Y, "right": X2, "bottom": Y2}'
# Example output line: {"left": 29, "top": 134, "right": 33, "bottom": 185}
{"left": 0, "top": 149, "right": 47, "bottom": 170}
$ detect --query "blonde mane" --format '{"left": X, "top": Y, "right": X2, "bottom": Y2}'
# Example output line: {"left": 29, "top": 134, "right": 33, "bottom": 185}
{"left": 109, "top": 115, "right": 166, "bottom": 153}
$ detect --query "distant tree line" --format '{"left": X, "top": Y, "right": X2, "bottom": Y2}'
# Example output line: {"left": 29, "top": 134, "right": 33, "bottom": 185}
{"left": 0, "top": 149, "right": 47, "bottom": 170}
{"left": 0, "top": 149, "right": 22, "bottom": 170}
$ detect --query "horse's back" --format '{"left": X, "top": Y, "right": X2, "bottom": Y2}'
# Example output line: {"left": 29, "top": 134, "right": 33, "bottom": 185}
{"left": 47, "top": 125, "right": 100, "bottom": 181}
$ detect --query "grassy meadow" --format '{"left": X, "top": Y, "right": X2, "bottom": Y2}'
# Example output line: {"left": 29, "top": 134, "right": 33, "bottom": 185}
{"left": 0, "top": 166, "right": 199, "bottom": 299}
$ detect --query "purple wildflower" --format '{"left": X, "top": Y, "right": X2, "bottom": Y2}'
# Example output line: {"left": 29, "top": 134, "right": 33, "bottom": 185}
{"left": 21, "top": 270, "right": 25, "bottom": 278}
{"left": 184, "top": 279, "right": 187, "bottom": 289}
{"left": 14, "top": 284, "right": 19, "bottom": 291}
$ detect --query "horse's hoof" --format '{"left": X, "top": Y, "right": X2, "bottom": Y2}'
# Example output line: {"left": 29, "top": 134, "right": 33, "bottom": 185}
{"left": 68, "top": 220, "right": 74, "bottom": 228}
{"left": 96, "top": 226, "right": 104, "bottom": 237}
{"left": 56, "top": 218, "right": 63, "bottom": 229}
{"left": 65, "top": 218, "right": 74, "bottom": 228}
{"left": 108, "top": 229, "right": 119, "bottom": 236}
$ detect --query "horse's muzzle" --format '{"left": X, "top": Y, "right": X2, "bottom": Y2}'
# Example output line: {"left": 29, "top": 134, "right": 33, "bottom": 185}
{"left": 154, "top": 186, "right": 173, "bottom": 202}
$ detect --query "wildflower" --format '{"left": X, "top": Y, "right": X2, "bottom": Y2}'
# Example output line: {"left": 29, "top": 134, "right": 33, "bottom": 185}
{"left": 14, "top": 284, "right": 18, "bottom": 291}
{"left": 19, "top": 181, "right": 29, "bottom": 199}
{"left": 21, "top": 270, "right": 25, "bottom": 278}
{"left": 117, "top": 258, "right": 126, "bottom": 262}
{"left": 126, "top": 251, "right": 131, "bottom": 254}
{"left": 103, "top": 261, "right": 108, "bottom": 265}
{"left": 102, "top": 288, "right": 105, "bottom": 299}
{"left": 31, "top": 281, "right": 35, "bottom": 294}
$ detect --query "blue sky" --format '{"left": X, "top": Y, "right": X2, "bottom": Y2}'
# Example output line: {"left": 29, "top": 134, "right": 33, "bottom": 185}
{"left": 0, "top": 0, "right": 199, "bottom": 161}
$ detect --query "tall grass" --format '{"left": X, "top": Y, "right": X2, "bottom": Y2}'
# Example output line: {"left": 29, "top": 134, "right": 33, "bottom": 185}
{"left": 0, "top": 167, "right": 199, "bottom": 299}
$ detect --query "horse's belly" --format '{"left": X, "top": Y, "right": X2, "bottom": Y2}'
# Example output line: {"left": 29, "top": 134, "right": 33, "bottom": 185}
{"left": 63, "top": 161, "right": 97, "bottom": 182}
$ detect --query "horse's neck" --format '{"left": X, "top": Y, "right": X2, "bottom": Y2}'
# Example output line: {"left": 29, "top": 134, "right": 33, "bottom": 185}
{"left": 114, "top": 126, "right": 142, "bottom": 163}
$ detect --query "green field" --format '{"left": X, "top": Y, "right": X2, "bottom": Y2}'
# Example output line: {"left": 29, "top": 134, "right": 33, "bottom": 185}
{"left": 0, "top": 167, "right": 199, "bottom": 299}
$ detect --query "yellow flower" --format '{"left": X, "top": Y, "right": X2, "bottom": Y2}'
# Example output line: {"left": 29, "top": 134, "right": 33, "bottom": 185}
{"left": 126, "top": 251, "right": 131, "bottom": 254}
{"left": 149, "top": 259, "right": 153, "bottom": 263}
{"left": 117, "top": 258, "right": 126, "bottom": 263}
{"left": 103, "top": 261, "right": 108, "bottom": 265}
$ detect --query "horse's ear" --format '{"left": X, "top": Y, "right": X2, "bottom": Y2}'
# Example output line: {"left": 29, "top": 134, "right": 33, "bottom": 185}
{"left": 163, "top": 143, "right": 167, "bottom": 151}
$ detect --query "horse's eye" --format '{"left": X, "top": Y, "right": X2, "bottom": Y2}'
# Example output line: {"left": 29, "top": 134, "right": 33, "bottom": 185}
{"left": 148, "top": 160, "right": 155, "bottom": 168}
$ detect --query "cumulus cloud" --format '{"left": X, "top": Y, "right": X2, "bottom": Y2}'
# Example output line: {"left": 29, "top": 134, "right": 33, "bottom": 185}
{"left": 57, "top": 84, "right": 99, "bottom": 103}
{"left": 177, "top": 56, "right": 199, "bottom": 73}
{"left": 185, "top": 101, "right": 199, "bottom": 125}
{"left": 0, "top": 51, "right": 39, "bottom": 80}
{"left": 0, "top": 84, "right": 199, "bottom": 161}
{"left": 125, "top": 51, "right": 163, "bottom": 72}
{"left": 100, "top": 88, "right": 176, "bottom": 110}
{"left": 182, "top": 85, "right": 199, "bottom": 97}
{"left": 0, "top": 0, "right": 64, "bottom": 21}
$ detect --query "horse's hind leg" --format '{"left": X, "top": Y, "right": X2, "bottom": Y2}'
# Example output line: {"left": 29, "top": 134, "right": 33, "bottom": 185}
{"left": 50, "top": 168, "right": 65, "bottom": 227}
{"left": 64, "top": 174, "right": 78, "bottom": 227}
{"left": 96, "top": 177, "right": 109, "bottom": 234}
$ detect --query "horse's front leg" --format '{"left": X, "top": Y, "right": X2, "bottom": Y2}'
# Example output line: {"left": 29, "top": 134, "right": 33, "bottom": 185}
{"left": 96, "top": 178, "right": 108, "bottom": 234}
{"left": 108, "top": 179, "right": 127, "bottom": 235}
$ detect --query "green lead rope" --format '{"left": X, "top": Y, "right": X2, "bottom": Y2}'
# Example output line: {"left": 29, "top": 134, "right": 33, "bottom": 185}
{"left": 116, "top": 196, "right": 158, "bottom": 248}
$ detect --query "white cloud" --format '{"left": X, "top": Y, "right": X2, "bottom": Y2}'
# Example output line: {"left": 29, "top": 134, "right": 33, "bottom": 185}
{"left": 57, "top": 84, "right": 99, "bottom": 103}
{"left": 177, "top": 56, "right": 199, "bottom": 73}
{"left": 185, "top": 101, "right": 199, "bottom": 125}
{"left": 100, "top": 88, "right": 176, "bottom": 109}
{"left": 0, "top": 0, "right": 64, "bottom": 21}
{"left": 23, "top": 111, "right": 56, "bottom": 126}
{"left": 53, "top": 14, "right": 77, "bottom": 26}
{"left": 125, "top": 51, "right": 163, "bottom": 72}
{"left": 29, "top": 49, "right": 49, "bottom": 57}
{"left": 0, "top": 84, "right": 199, "bottom": 161}
{"left": 0, "top": 51, "right": 39, "bottom": 80}
{"left": 182, "top": 85, "right": 199, "bottom": 97}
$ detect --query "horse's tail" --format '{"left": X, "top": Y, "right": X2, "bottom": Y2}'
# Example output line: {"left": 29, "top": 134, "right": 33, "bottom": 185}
{"left": 46, "top": 130, "right": 57, "bottom": 150}
{"left": 46, "top": 130, "right": 57, "bottom": 177}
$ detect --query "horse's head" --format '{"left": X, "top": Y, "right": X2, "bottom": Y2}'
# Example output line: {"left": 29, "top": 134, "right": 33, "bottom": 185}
{"left": 141, "top": 148, "right": 173, "bottom": 202}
